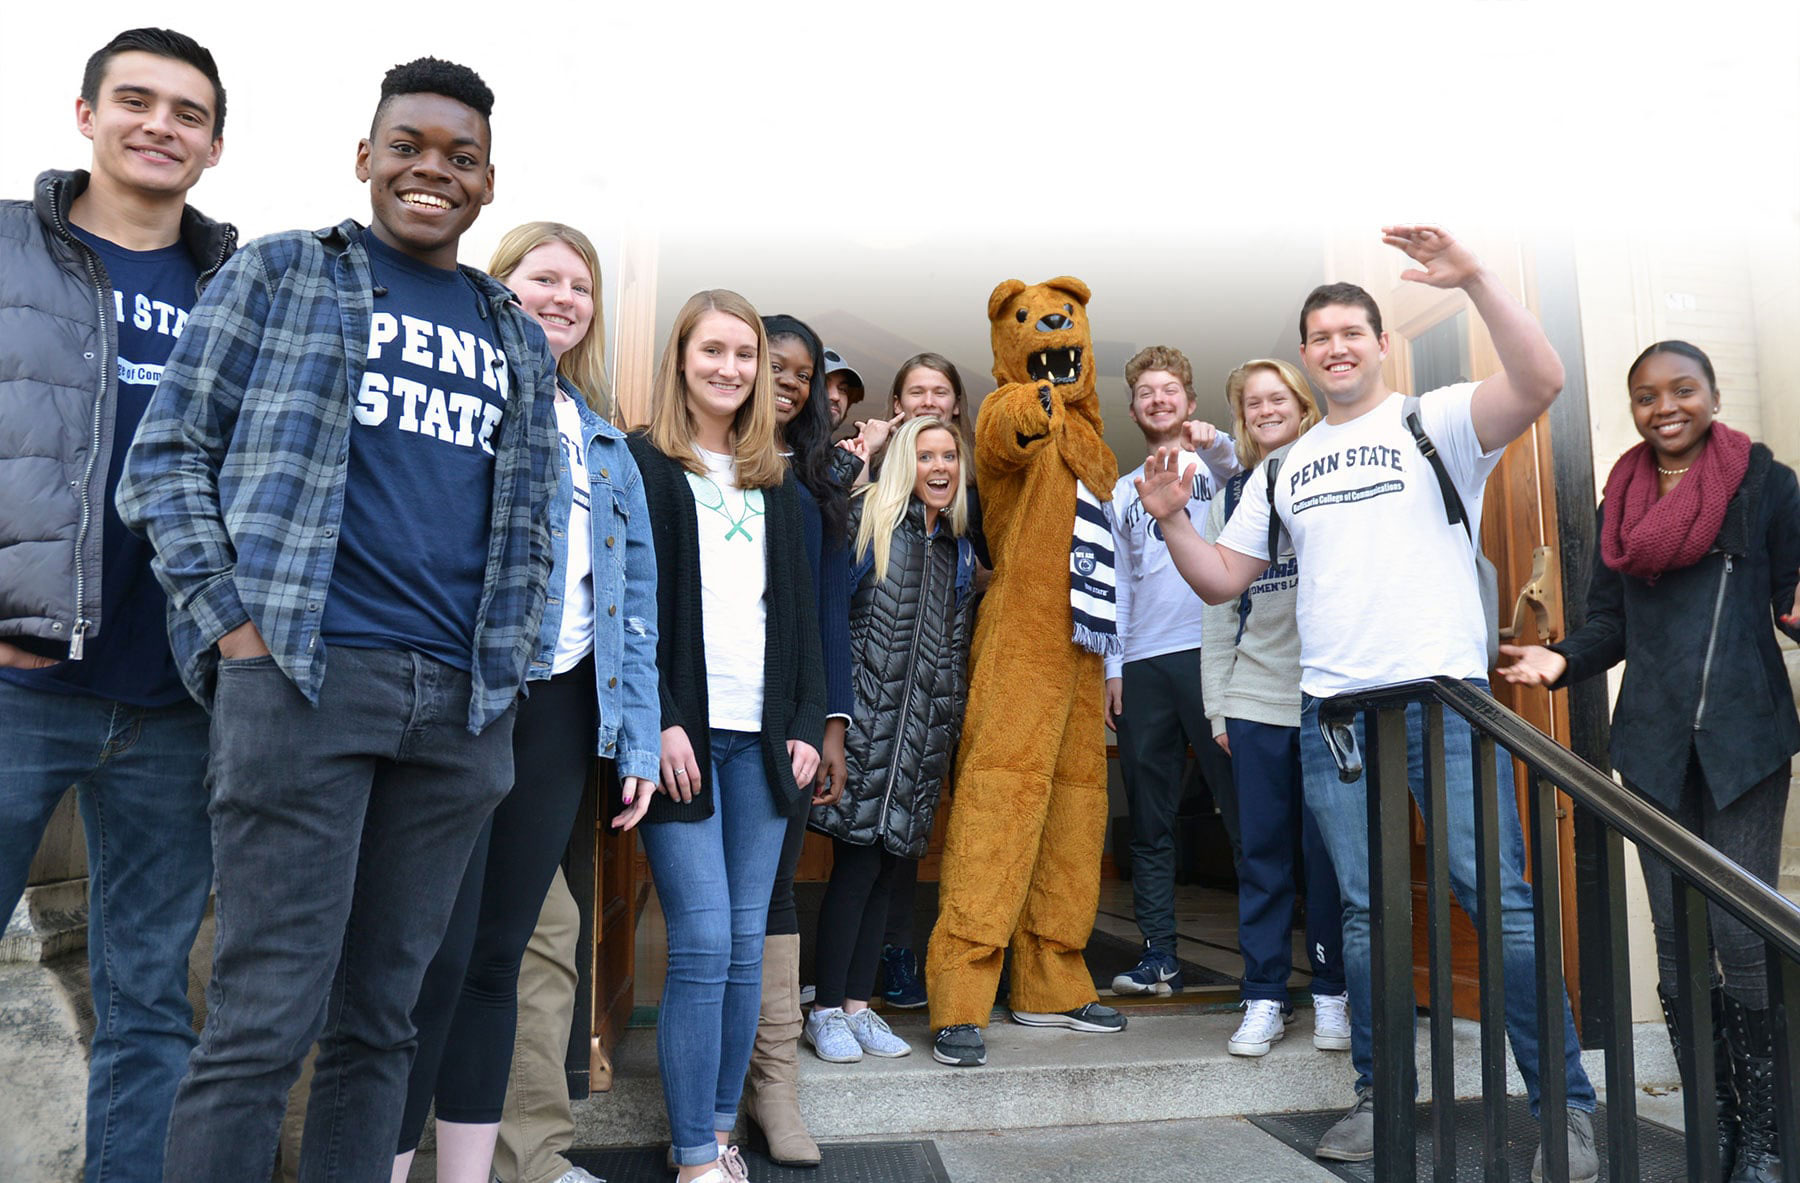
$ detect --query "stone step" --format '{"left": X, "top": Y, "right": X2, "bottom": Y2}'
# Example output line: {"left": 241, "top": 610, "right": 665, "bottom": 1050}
{"left": 571, "top": 1007, "right": 1679, "bottom": 1148}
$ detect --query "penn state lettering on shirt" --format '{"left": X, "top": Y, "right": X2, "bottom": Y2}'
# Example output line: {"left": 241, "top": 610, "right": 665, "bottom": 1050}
{"left": 321, "top": 230, "right": 504, "bottom": 671}
{"left": 354, "top": 310, "right": 509, "bottom": 455}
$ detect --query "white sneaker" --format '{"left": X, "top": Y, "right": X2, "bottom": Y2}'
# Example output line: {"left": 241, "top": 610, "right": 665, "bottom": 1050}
{"left": 549, "top": 1170, "right": 603, "bottom": 1183}
{"left": 844, "top": 1007, "right": 912, "bottom": 1057}
{"left": 1228, "top": 999, "right": 1288, "bottom": 1056}
{"left": 1312, "top": 991, "right": 1351, "bottom": 1051}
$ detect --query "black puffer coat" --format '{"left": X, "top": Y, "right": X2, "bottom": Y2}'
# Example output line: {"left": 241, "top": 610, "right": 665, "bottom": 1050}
{"left": 813, "top": 497, "right": 973, "bottom": 856}
{"left": 1553, "top": 443, "right": 1800, "bottom": 811}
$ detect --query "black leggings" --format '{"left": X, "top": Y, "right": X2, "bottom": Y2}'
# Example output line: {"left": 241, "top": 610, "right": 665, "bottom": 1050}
{"left": 1635, "top": 753, "right": 1789, "bottom": 1009}
{"left": 397, "top": 657, "right": 596, "bottom": 1150}
{"left": 813, "top": 838, "right": 903, "bottom": 1009}
{"left": 765, "top": 804, "right": 808, "bottom": 936}
{"left": 883, "top": 856, "right": 919, "bottom": 948}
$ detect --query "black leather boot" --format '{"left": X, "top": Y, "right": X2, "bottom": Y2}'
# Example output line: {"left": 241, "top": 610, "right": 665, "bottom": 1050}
{"left": 1725, "top": 994, "right": 1783, "bottom": 1183}
{"left": 1659, "top": 986, "right": 1740, "bottom": 1176}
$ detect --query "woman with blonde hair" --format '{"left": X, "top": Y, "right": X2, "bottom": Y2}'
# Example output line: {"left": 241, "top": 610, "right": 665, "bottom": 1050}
{"left": 806, "top": 417, "right": 976, "bottom": 1064}
{"left": 627, "top": 289, "right": 825, "bottom": 1183}
{"left": 1199, "top": 359, "right": 1346, "bottom": 1060}
{"left": 395, "top": 221, "right": 659, "bottom": 1183}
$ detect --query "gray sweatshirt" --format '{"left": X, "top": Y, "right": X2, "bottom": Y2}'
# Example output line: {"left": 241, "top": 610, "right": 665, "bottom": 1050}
{"left": 1200, "top": 455, "right": 1303, "bottom": 734}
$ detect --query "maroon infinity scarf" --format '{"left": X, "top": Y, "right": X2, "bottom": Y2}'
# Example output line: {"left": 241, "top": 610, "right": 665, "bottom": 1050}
{"left": 1600, "top": 422, "right": 1751, "bottom": 583}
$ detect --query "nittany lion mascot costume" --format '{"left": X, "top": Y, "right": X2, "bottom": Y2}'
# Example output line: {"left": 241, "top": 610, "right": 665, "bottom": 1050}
{"left": 926, "top": 277, "right": 1121, "bottom": 1054}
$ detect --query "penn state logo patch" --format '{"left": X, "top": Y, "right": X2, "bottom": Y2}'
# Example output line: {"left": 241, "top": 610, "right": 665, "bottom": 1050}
{"left": 1072, "top": 545, "right": 1098, "bottom": 577}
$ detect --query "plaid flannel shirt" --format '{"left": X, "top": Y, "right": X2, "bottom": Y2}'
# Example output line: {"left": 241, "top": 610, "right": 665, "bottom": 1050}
{"left": 117, "top": 220, "right": 557, "bottom": 732}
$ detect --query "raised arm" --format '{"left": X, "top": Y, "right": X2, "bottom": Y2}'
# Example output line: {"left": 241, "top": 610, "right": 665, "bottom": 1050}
{"left": 1135, "top": 447, "right": 1267, "bottom": 605}
{"left": 116, "top": 249, "right": 270, "bottom": 650}
{"left": 974, "top": 380, "right": 1056, "bottom": 477}
{"left": 1197, "top": 492, "right": 1239, "bottom": 746}
{"left": 1384, "top": 225, "right": 1563, "bottom": 454}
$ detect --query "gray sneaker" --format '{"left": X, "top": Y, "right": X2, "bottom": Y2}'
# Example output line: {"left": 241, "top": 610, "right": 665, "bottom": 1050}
{"left": 1315, "top": 1088, "right": 1375, "bottom": 1162}
{"left": 1531, "top": 1108, "right": 1599, "bottom": 1183}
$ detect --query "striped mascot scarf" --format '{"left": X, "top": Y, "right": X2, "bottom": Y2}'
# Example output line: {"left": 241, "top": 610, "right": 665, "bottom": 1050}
{"left": 1070, "top": 483, "right": 1120, "bottom": 655}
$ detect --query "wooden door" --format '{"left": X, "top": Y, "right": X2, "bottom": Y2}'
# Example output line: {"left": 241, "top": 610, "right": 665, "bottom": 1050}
{"left": 568, "top": 763, "right": 636, "bottom": 1096}
{"left": 1329, "top": 234, "right": 1582, "bottom": 1022}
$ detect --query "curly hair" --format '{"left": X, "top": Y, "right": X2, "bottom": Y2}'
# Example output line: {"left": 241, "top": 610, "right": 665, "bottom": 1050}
{"left": 375, "top": 57, "right": 494, "bottom": 129}
{"left": 1124, "top": 345, "right": 1195, "bottom": 401}
{"left": 765, "top": 315, "right": 849, "bottom": 545}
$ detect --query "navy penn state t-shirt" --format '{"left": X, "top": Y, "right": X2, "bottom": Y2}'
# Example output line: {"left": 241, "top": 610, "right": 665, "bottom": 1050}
{"left": 319, "top": 230, "right": 505, "bottom": 671}
{"left": 2, "top": 225, "right": 197, "bottom": 706}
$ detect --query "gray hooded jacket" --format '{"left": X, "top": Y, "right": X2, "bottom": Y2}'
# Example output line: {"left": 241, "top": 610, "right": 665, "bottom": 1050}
{"left": 0, "top": 169, "right": 235, "bottom": 658}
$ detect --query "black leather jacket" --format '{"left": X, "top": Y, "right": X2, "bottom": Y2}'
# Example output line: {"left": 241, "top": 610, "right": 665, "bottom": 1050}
{"left": 1553, "top": 444, "right": 1800, "bottom": 810}
{"left": 812, "top": 498, "right": 973, "bottom": 856}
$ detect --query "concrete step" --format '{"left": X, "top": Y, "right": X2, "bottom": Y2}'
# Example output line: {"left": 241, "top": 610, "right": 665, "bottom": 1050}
{"left": 571, "top": 1007, "right": 1680, "bottom": 1148}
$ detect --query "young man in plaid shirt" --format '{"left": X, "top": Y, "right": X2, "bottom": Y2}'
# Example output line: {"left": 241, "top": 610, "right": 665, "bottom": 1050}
{"left": 118, "top": 57, "right": 559, "bottom": 1180}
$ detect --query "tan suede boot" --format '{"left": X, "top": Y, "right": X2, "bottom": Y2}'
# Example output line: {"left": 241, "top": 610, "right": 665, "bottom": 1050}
{"left": 744, "top": 933, "right": 820, "bottom": 1166}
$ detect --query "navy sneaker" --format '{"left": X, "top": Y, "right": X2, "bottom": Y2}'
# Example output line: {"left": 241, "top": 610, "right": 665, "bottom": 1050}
{"left": 881, "top": 944, "right": 927, "bottom": 1009}
{"left": 1111, "top": 942, "right": 1182, "bottom": 996}
{"left": 932, "top": 1023, "right": 987, "bottom": 1066}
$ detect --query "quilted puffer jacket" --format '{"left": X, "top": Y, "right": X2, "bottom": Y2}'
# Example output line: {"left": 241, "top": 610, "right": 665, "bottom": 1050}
{"left": 812, "top": 497, "right": 974, "bottom": 857}
{"left": 0, "top": 169, "right": 234, "bottom": 657}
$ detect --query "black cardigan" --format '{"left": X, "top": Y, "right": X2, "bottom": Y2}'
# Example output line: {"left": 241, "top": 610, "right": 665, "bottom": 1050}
{"left": 628, "top": 434, "right": 826, "bottom": 824}
{"left": 1552, "top": 444, "right": 1800, "bottom": 811}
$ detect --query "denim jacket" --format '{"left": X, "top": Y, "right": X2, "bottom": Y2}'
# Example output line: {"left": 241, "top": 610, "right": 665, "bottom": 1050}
{"left": 532, "top": 386, "right": 661, "bottom": 782}
{"left": 117, "top": 220, "right": 557, "bottom": 732}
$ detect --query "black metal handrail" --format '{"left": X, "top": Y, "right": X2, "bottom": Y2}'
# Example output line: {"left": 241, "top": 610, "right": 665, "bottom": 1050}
{"left": 1317, "top": 676, "right": 1800, "bottom": 1183}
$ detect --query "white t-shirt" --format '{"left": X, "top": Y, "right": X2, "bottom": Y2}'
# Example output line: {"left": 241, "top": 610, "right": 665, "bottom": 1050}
{"left": 686, "top": 447, "right": 768, "bottom": 731}
{"left": 552, "top": 397, "right": 596, "bottom": 674}
{"left": 1106, "top": 433, "right": 1241, "bottom": 679}
{"left": 1215, "top": 384, "right": 1502, "bottom": 697}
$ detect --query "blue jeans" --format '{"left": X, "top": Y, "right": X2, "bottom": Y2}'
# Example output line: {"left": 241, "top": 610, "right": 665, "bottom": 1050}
{"left": 161, "top": 647, "right": 516, "bottom": 1183}
{"left": 1227, "top": 717, "right": 1345, "bottom": 1002}
{"left": 0, "top": 680, "right": 211, "bottom": 1183}
{"left": 1298, "top": 683, "right": 1595, "bottom": 1114}
{"left": 640, "top": 730, "right": 790, "bottom": 1167}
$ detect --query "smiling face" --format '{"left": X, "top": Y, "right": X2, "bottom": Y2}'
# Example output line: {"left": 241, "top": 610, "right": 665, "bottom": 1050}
{"left": 912, "top": 426, "right": 960, "bottom": 522}
{"left": 1629, "top": 350, "right": 1717, "bottom": 469}
{"left": 77, "top": 50, "right": 222, "bottom": 200}
{"left": 357, "top": 92, "right": 495, "bottom": 270}
{"left": 682, "top": 309, "right": 760, "bottom": 439}
{"left": 1127, "top": 369, "right": 1195, "bottom": 446}
{"left": 895, "top": 366, "right": 959, "bottom": 422}
{"left": 768, "top": 336, "right": 814, "bottom": 427}
{"left": 1239, "top": 367, "right": 1304, "bottom": 454}
{"left": 1301, "top": 301, "right": 1388, "bottom": 414}
{"left": 505, "top": 240, "right": 593, "bottom": 361}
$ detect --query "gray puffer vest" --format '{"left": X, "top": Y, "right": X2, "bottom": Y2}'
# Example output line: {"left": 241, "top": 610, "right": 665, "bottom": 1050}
{"left": 812, "top": 498, "right": 973, "bottom": 857}
{"left": 0, "top": 169, "right": 235, "bottom": 658}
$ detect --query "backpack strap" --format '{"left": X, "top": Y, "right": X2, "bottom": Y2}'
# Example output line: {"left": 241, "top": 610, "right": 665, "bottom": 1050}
{"left": 1402, "top": 394, "right": 1472, "bottom": 542}
{"left": 1264, "top": 455, "right": 1283, "bottom": 564}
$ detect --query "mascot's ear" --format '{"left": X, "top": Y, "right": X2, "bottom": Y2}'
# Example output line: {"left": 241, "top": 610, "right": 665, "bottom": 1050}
{"left": 987, "top": 279, "right": 1027, "bottom": 322}
{"left": 1044, "top": 276, "right": 1091, "bottom": 307}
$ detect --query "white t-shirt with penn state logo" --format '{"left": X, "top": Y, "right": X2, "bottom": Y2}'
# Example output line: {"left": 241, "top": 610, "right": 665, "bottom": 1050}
{"left": 1215, "top": 384, "right": 1502, "bottom": 698}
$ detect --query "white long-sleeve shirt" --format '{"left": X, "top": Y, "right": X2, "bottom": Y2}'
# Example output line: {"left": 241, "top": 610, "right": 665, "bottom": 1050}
{"left": 1105, "top": 432, "right": 1241, "bottom": 679}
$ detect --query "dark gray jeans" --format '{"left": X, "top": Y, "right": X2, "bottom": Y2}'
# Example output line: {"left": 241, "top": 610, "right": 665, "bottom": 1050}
{"left": 1115, "top": 647, "right": 1237, "bottom": 952}
{"left": 162, "top": 646, "right": 515, "bottom": 1183}
{"left": 1635, "top": 754, "right": 1790, "bottom": 1009}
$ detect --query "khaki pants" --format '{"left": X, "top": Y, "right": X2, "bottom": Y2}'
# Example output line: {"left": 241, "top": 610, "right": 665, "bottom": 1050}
{"left": 493, "top": 865, "right": 582, "bottom": 1183}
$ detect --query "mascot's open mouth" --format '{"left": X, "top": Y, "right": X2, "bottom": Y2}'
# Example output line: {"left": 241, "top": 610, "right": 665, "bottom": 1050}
{"left": 1027, "top": 346, "right": 1083, "bottom": 385}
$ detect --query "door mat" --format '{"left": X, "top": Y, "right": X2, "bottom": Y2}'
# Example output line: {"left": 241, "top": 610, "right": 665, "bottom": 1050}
{"left": 1248, "top": 1096, "right": 1688, "bottom": 1182}
{"left": 568, "top": 1140, "right": 951, "bottom": 1182}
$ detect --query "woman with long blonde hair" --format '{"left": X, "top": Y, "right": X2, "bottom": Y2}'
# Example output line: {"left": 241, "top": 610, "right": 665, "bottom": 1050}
{"left": 805, "top": 418, "right": 975, "bottom": 1065}
{"left": 627, "top": 290, "right": 825, "bottom": 1183}
{"left": 1199, "top": 358, "right": 1346, "bottom": 1061}
{"left": 395, "top": 222, "right": 659, "bottom": 1183}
